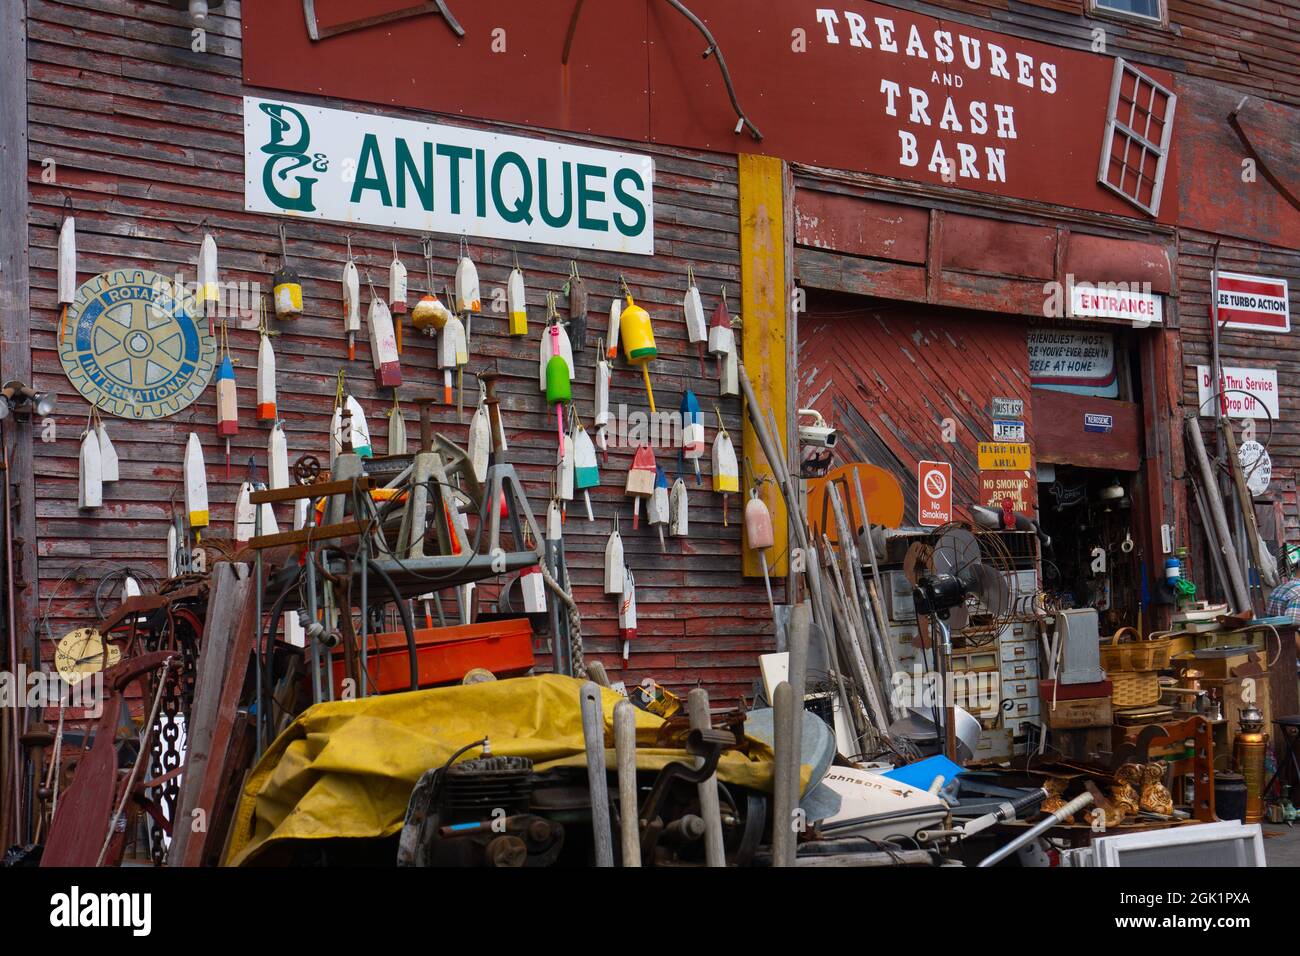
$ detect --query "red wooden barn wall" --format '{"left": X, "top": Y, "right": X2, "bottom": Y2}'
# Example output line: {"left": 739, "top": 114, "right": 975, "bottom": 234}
{"left": 798, "top": 290, "right": 1035, "bottom": 524}
{"left": 23, "top": 0, "right": 772, "bottom": 705}
{"left": 1177, "top": 230, "right": 1300, "bottom": 582}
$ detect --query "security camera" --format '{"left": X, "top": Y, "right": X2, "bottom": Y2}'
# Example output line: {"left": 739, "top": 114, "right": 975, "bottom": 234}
{"left": 797, "top": 408, "right": 837, "bottom": 449}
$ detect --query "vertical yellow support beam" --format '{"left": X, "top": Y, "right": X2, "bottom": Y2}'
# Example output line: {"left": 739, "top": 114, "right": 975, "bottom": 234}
{"left": 738, "top": 153, "right": 789, "bottom": 577}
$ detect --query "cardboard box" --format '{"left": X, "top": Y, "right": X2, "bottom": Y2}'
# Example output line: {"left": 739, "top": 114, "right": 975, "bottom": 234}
{"left": 1038, "top": 678, "right": 1112, "bottom": 702}
{"left": 1041, "top": 695, "right": 1113, "bottom": 729}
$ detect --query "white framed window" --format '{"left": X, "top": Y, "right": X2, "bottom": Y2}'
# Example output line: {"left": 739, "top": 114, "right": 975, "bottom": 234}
{"left": 1088, "top": 0, "right": 1166, "bottom": 25}
{"left": 1097, "top": 58, "right": 1177, "bottom": 217}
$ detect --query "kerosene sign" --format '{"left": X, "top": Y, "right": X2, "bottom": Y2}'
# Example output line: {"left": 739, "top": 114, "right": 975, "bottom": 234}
{"left": 244, "top": 97, "right": 655, "bottom": 255}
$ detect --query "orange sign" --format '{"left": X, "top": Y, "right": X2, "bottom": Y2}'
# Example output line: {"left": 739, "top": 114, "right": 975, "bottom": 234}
{"left": 917, "top": 460, "right": 952, "bottom": 527}
{"left": 979, "top": 470, "right": 1035, "bottom": 513}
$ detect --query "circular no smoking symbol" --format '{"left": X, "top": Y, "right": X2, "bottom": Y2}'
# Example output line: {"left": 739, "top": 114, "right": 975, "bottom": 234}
{"left": 923, "top": 468, "right": 948, "bottom": 499}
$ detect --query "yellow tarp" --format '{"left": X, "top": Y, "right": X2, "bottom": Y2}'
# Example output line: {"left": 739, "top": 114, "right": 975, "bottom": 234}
{"left": 224, "top": 674, "right": 778, "bottom": 866}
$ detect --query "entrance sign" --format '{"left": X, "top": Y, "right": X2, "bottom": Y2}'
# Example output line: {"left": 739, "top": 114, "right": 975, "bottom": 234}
{"left": 1068, "top": 282, "right": 1163, "bottom": 324}
{"left": 917, "top": 460, "right": 952, "bottom": 527}
{"left": 244, "top": 97, "right": 655, "bottom": 255}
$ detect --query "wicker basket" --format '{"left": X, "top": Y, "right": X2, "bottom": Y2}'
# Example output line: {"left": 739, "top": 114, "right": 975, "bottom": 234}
{"left": 1111, "top": 669, "right": 1161, "bottom": 708}
{"left": 1100, "top": 627, "right": 1174, "bottom": 672}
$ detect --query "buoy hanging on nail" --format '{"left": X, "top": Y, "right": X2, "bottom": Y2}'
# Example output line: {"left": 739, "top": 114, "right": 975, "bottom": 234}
{"left": 345, "top": 394, "right": 372, "bottom": 458}
{"left": 272, "top": 223, "right": 302, "bottom": 320}
{"left": 680, "top": 389, "right": 704, "bottom": 484}
{"left": 198, "top": 231, "right": 220, "bottom": 316}
{"left": 566, "top": 261, "right": 588, "bottom": 348}
{"left": 268, "top": 421, "right": 289, "bottom": 489}
{"left": 215, "top": 324, "right": 238, "bottom": 477}
{"left": 166, "top": 522, "right": 179, "bottom": 578}
{"left": 365, "top": 274, "right": 402, "bottom": 387}
{"left": 437, "top": 313, "right": 467, "bottom": 406}
{"left": 619, "top": 278, "right": 658, "bottom": 413}
{"left": 538, "top": 293, "right": 575, "bottom": 390}
{"left": 648, "top": 466, "right": 669, "bottom": 550}
{"left": 468, "top": 386, "right": 491, "bottom": 484}
{"left": 595, "top": 344, "right": 612, "bottom": 462}
{"left": 184, "top": 432, "right": 209, "bottom": 535}
{"left": 412, "top": 237, "right": 451, "bottom": 333}
{"left": 256, "top": 322, "right": 277, "bottom": 421}
{"left": 387, "top": 395, "right": 407, "bottom": 456}
{"left": 544, "top": 303, "right": 573, "bottom": 455}
{"left": 557, "top": 416, "right": 575, "bottom": 520}
{"left": 720, "top": 342, "right": 740, "bottom": 398}
{"left": 618, "top": 567, "right": 637, "bottom": 667}
{"left": 712, "top": 409, "right": 739, "bottom": 525}
{"left": 605, "top": 298, "right": 621, "bottom": 360}
{"left": 78, "top": 423, "right": 102, "bottom": 510}
{"left": 342, "top": 236, "right": 360, "bottom": 361}
{"left": 95, "top": 411, "right": 119, "bottom": 484}
{"left": 669, "top": 477, "right": 689, "bottom": 537}
{"left": 235, "top": 481, "right": 256, "bottom": 545}
{"left": 388, "top": 242, "right": 408, "bottom": 315}
{"left": 455, "top": 237, "right": 481, "bottom": 314}
{"left": 745, "top": 486, "right": 777, "bottom": 616}
{"left": 683, "top": 264, "right": 707, "bottom": 374}
{"left": 328, "top": 399, "right": 342, "bottom": 471}
{"left": 625, "top": 443, "right": 656, "bottom": 530}
{"left": 574, "top": 418, "right": 599, "bottom": 522}
{"left": 708, "top": 286, "right": 735, "bottom": 378}
{"left": 604, "top": 518, "right": 624, "bottom": 594}
{"left": 58, "top": 203, "right": 76, "bottom": 306}
{"left": 507, "top": 255, "right": 528, "bottom": 336}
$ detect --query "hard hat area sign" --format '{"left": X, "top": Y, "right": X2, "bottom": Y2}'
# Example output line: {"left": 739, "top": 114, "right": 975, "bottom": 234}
{"left": 918, "top": 460, "right": 952, "bottom": 527}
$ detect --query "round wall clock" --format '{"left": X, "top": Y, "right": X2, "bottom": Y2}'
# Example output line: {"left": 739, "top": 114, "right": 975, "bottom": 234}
{"left": 59, "top": 269, "right": 218, "bottom": 419}
{"left": 54, "top": 627, "right": 122, "bottom": 685}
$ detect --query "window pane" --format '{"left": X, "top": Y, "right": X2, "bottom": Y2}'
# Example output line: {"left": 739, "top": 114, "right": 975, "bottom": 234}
{"left": 1095, "top": 0, "right": 1162, "bottom": 19}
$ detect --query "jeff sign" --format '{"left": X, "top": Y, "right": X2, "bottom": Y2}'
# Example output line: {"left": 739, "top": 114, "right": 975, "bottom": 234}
{"left": 1215, "top": 272, "right": 1290, "bottom": 333}
{"left": 244, "top": 97, "right": 655, "bottom": 255}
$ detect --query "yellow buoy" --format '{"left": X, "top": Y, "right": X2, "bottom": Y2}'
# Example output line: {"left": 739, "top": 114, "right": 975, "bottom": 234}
{"left": 618, "top": 278, "right": 657, "bottom": 413}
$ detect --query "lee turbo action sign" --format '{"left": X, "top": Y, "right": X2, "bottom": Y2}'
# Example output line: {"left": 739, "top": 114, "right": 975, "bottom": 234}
{"left": 244, "top": 97, "right": 655, "bottom": 255}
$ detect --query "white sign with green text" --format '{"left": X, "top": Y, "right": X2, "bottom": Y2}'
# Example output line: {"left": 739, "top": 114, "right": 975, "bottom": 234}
{"left": 243, "top": 96, "right": 654, "bottom": 255}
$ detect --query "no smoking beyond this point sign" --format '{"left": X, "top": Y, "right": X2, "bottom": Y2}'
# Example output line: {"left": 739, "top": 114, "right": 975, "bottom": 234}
{"left": 918, "top": 460, "right": 952, "bottom": 528}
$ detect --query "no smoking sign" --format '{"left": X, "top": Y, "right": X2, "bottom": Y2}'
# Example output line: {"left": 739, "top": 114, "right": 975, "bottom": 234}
{"left": 918, "top": 460, "right": 952, "bottom": 527}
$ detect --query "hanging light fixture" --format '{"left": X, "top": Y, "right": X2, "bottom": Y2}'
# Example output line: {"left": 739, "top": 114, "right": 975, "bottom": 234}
{"left": 0, "top": 381, "right": 56, "bottom": 420}
{"left": 167, "top": 0, "right": 223, "bottom": 22}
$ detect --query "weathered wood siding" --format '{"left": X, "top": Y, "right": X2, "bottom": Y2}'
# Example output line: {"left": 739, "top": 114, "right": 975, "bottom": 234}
{"left": 24, "top": 0, "right": 773, "bottom": 705}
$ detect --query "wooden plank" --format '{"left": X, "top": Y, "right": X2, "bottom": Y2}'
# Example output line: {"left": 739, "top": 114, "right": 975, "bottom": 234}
{"left": 0, "top": 0, "right": 37, "bottom": 665}
{"left": 739, "top": 154, "right": 788, "bottom": 579}
{"left": 247, "top": 520, "right": 367, "bottom": 551}
{"left": 793, "top": 188, "right": 928, "bottom": 263}
{"left": 168, "top": 562, "right": 250, "bottom": 867}
{"left": 1032, "top": 391, "right": 1142, "bottom": 471}
{"left": 248, "top": 476, "right": 373, "bottom": 504}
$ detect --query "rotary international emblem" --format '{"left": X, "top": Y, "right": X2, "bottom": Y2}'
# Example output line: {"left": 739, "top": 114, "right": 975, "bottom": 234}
{"left": 59, "top": 269, "right": 217, "bottom": 420}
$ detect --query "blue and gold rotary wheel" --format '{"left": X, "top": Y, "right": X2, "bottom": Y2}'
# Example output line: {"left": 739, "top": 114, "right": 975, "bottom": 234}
{"left": 59, "top": 269, "right": 217, "bottom": 420}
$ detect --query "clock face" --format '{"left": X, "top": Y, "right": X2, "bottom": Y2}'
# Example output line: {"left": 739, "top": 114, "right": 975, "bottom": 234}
{"left": 54, "top": 628, "right": 121, "bottom": 685}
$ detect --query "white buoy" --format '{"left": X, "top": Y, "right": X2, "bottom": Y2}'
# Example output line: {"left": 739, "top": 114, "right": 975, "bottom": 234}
{"left": 78, "top": 427, "right": 102, "bottom": 509}
{"left": 468, "top": 390, "right": 491, "bottom": 483}
{"left": 619, "top": 568, "right": 637, "bottom": 666}
{"left": 367, "top": 291, "right": 402, "bottom": 387}
{"left": 95, "top": 417, "right": 119, "bottom": 483}
{"left": 455, "top": 250, "right": 481, "bottom": 314}
{"left": 595, "top": 352, "right": 611, "bottom": 458}
{"left": 605, "top": 298, "right": 621, "bottom": 360}
{"left": 604, "top": 521, "right": 624, "bottom": 595}
{"left": 57, "top": 214, "right": 76, "bottom": 305}
{"left": 387, "top": 398, "right": 407, "bottom": 456}
{"left": 388, "top": 244, "right": 408, "bottom": 315}
{"left": 235, "top": 481, "right": 256, "bottom": 545}
{"left": 198, "top": 232, "right": 219, "bottom": 310}
{"left": 507, "top": 265, "right": 528, "bottom": 336}
{"left": 166, "top": 523, "right": 179, "bottom": 578}
{"left": 670, "top": 478, "right": 689, "bottom": 537}
{"left": 184, "top": 432, "right": 209, "bottom": 533}
{"left": 256, "top": 331, "right": 277, "bottom": 421}
{"left": 342, "top": 246, "right": 360, "bottom": 360}
{"left": 268, "top": 422, "right": 289, "bottom": 490}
